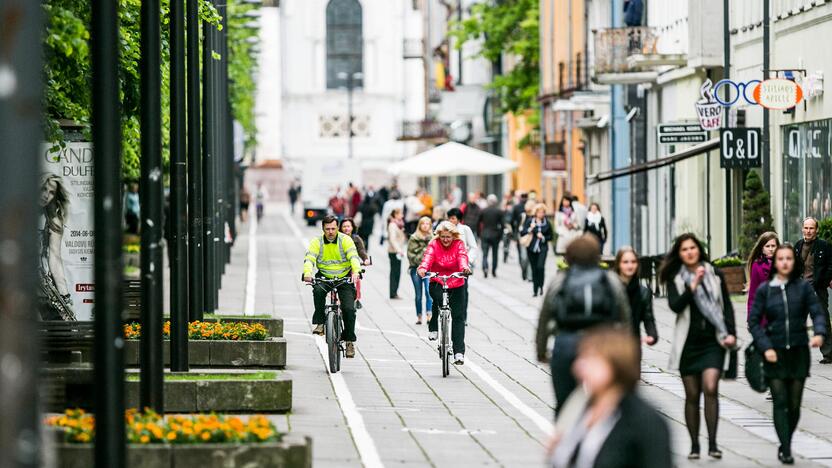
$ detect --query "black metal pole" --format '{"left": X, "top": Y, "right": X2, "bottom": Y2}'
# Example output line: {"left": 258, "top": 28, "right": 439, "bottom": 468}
{"left": 723, "top": 0, "right": 732, "bottom": 253}
{"left": 0, "top": 1, "right": 44, "bottom": 466}
{"left": 90, "top": 0, "right": 126, "bottom": 464}
{"left": 140, "top": 0, "right": 165, "bottom": 411}
{"left": 762, "top": 0, "right": 771, "bottom": 190}
{"left": 187, "top": 0, "right": 204, "bottom": 321}
{"left": 217, "top": 2, "right": 228, "bottom": 287}
{"left": 203, "top": 10, "right": 217, "bottom": 313}
{"left": 170, "top": 0, "right": 189, "bottom": 371}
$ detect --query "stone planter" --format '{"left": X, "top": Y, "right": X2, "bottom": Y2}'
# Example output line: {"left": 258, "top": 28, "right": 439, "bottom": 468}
{"left": 55, "top": 434, "right": 311, "bottom": 468}
{"left": 120, "top": 372, "right": 293, "bottom": 413}
{"left": 124, "top": 338, "right": 286, "bottom": 368}
{"left": 718, "top": 265, "right": 746, "bottom": 294}
{"left": 202, "top": 317, "right": 283, "bottom": 338}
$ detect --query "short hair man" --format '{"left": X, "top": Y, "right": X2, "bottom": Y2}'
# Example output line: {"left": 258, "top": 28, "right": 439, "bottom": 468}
{"left": 794, "top": 217, "right": 832, "bottom": 363}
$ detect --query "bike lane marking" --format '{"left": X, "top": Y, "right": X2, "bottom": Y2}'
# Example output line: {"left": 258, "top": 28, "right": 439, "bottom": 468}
{"left": 283, "top": 210, "right": 385, "bottom": 468}
{"left": 243, "top": 204, "right": 257, "bottom": 315}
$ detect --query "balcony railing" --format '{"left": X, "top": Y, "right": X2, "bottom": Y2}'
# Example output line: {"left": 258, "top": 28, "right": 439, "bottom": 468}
{"left": 557, "top": 57, "right": 587, "bottom": 95}
{"left": 398, "top": 120, "right": 448, "bottom": 141}
{"left": 593, "top": 27, "right": 658, "bottom": 75}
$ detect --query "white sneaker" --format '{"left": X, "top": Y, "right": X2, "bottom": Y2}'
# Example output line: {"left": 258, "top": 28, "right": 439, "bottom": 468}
{"left": 428, "top": 331, "right": 438, "bottom": 341}
{"left": 454, "top": 353, "right": 464, "bottom": 365}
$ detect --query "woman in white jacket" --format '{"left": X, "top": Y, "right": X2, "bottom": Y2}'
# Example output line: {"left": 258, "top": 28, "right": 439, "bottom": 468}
{"left": 555, "top": 196, "right": 581, "bottom": 255}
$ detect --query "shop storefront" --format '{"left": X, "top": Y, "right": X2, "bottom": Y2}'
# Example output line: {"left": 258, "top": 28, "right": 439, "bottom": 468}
{"left": 782, "top": 118, "right": 832, "bottom": 241}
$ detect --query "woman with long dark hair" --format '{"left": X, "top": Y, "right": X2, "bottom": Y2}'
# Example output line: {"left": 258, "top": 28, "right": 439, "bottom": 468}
{"left": 340, "top": 218, "right": 370, "bottom": 309}
{"left": 749, "top": 244, "right": 826, "bottom": 464}
{"left": 613, "top": 247, "right": 658, "bottom": 350}
{"left": 407, "top": 216, "right": 434, "bottom": 324}
{"left": 520, "top": 203, "right": 553, "bottom": 297}
{"left": 746, "top": 231, "right": 780, "bottom": 319}
{"left": 659, "top": 233, "right": 736, "bottom": 460}
{"left": 39, "top": 173, "right": 76, "bottom": 320}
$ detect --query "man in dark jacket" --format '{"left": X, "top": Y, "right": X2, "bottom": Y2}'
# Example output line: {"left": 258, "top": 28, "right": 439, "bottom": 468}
{"left": 536, "top": 235, "right": 631, "bottom": 415}
{"left": 461, "top": 192, "right": 482, "bottom": 237}
{"left": 794, "top": 217, "right": 832, "bottom": 362}
{"left": 478, "top": 194, "right": 504, "bottom": 278}
{"left": 511, "top": 192, "right": 529, "bottom": 279}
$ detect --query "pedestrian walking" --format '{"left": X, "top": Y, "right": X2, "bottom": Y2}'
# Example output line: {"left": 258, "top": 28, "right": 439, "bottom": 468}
{"left": 749, "top": 244, "right": 827, "bottom": 465}
{"left": 613, "top": 247, "right": 658, "bottom": 353}
{"left": 746, "top": 231, "right": 780, "bottom": 319}
{"left": 659, "top": 233, "right": 736, "bottom": 460}
{"left": 521, "top": 203, "right": 553, "bottom": 297}
{"left": 357, "top": 190, "right": 378, "bottom": 248}
{"left": 501, "top": 192, "right": 515, "bottom": 263}
{"left": 584, "top": 203, "right": 608, "bottom": 251}
{"left": 793, "top": 217, "right": 832, "bottom": 363}
{"left": 536, "top": 235, "right": 630, "bottom": 414}
{"left": 407, "top": 216, "right": 434, "bottom": 324}
{"left": 124, "top": 182, "right": 140, "bottom": 234}
{"left": 255, "top": 183, "right": 267, "bottom": 221}
{"left": 340, "top": 218, "right": 370, "bottom": 309}
{"left": 288, "top": 181, "right": 300, "bottom": 214}
{"left": 387, "top": 209, "right": 406, "bottom": 299}
{"left": 328, "top": 187, "right": 346, "bottom": 219}
{"left": 239, "top": 187, "right": 251, "bottom": 223}
{"left": 446, "top": 208, "right": 479, "bottom": 323}
{"left": 511, "top": 194, "right": 531, "bottom": 280}
{"left": 478, "top": 194, "right": 504, "bottom": 278}
{"left": 461, "top": 192, "right": 482, "bottom": 239}
{"left": 555, "top": 196, "right": 581, "bottom": 255}
{"left": 548, "top": 328, "right": 672, "bottom": 468}
{"left": 348, "top": 182, "right": 361, "bottom": 218}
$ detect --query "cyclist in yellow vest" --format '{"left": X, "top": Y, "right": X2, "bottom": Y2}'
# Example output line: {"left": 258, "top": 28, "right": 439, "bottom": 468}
{"left": 303, "top": 216, "right": 362, "bottom": 357}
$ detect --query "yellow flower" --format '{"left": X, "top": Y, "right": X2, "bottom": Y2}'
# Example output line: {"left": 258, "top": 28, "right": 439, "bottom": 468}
{"left": 140, "top": 435, "right": 150, "bottom": 444}
{"left": 166, "top": 432, "right": 177, "bottom": 441}
{"left": 76, "top": 433, "right": 91, "bottom": 443}
{"left": 201, "top": 431, "right": 211, "bottom": 441}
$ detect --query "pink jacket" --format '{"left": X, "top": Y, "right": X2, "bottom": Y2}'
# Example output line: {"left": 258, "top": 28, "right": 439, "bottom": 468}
{"left": 419, "top": 239, "right": 469, "bottom": 289}
{"left": 747, "top": 256, "right": 772, "bottom": 318}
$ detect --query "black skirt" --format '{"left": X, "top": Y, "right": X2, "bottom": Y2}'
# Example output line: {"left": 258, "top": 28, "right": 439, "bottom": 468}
{"left": 764, "top": 346, "right": 810, "bottom": 380}
{"left": 680, "top": 339, "right": 725, "bottom": 376}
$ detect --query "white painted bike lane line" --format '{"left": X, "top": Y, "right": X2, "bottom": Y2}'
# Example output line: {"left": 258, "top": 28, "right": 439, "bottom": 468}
{"left": 243, "top": 204, "right": 257, "bottom": 315}
{"left": 282, "top": 210, "right": 385, "bottom": 468}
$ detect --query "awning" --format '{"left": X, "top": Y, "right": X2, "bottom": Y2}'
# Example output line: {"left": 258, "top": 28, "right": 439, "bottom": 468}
{"left": 388, "top": 142, "right": 518, "bottom": 176}
{"left": 586, "top": 138, "right": 719, "bottom": 185}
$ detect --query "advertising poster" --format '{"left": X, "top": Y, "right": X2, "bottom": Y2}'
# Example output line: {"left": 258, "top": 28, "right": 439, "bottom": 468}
{"left": 39, "top": 142, "right": 95, "bottom": 321}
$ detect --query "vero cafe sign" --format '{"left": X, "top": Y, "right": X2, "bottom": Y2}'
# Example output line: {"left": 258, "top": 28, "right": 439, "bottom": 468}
{"left": 695, "top": 78, "right": 804, "bottom": 129}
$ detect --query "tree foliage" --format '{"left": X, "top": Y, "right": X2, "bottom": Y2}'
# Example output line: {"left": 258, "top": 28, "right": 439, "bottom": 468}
{"left": 43, "top": 0, "right": 256, "bottom": 180}
{"left": 449, "top": 0, "right": 540, "bottom": 135}
{"left": 740, "top": 170, "right": 775, "bottom": 258}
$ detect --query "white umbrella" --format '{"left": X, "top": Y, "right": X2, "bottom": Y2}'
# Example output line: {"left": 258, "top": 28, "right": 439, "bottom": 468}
{"left": 389, "top": 142, "right": 518, "bottom": 176}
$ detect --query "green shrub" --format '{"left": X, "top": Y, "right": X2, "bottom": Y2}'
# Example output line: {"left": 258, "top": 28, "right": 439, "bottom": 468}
{"left": 713, "top": 256, "right": 744, "bottom": 268}
{"left": 740, "top": 171, "right": 774, "bottom": 258}
{"left": 819, "top": 217, "right": 832, "bottom": 242}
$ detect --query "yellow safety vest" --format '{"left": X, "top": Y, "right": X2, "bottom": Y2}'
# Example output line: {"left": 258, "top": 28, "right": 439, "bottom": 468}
{"left": 303, "top": 233, "right": 361, "bottom": 278}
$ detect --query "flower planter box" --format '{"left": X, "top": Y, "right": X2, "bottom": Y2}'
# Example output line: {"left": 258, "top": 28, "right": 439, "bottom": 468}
{"left": 121, "top": 373, "right": 293, "bottom": 413}
{"left": 202, "top": 317, "right": 283, "bottom": 338}
{"left": 55, "top": 434, "right": 312, "bottom": 468}
{"left": 123, "top": 338, "right": 287, "bottom": 368}
{"left": 718, "top": 265, "right": 746, "bottom": 294}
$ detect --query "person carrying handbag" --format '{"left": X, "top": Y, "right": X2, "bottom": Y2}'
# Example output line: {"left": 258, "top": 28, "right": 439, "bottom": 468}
{"left": 748, "top": 244, "right": 827, "bottom": 465}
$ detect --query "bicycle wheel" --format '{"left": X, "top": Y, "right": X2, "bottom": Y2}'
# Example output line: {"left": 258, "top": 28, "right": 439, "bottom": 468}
{"left": 441, "top": 309, "right": 450, "bottom": 377}
{"left": 326, "top": 308, "right": 341, "bottom": 373}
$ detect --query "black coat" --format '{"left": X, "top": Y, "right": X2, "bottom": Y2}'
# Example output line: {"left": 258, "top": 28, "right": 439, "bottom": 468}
{"left": 584, "top": 216, "right": 608, "bottom": 244}
{"left": 462, "top": 203, "right": 481, "bottom": 233}
{"left": 520, "top": 217, "right": 553, "bottom": 253}
{"left": 478, "top": 206, "right": 505, "bottom": 240}
{"left": 749, "top": 278, "right": 828, "bottom": 351}
{"left": 794, "top": 238, "right": 832, "bottom": 293}
{"left": 666, "top": 268, "right": 737, "bottom": 337}
{"left": 626, "top": 279, "right": 658, "bottom": 341}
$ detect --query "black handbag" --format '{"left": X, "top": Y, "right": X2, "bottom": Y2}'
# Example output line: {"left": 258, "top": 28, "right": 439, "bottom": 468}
{"left": 723, "top": 348, "right": 738, "bottom": 380}
{"left": 744, "top": 343, "right": 768, "bottom": 393}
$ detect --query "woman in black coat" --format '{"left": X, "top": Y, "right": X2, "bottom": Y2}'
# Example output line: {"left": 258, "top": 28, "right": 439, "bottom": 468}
{"left": 549, "top": 328, "right": 672, "bottom": 468}
{"left": 520, "top": 202, "right": 553, "bottom": 297}
{"left": 749, "top": 244, "right": 827, "bottom": 464}
{"left": 613, "top": 247, "right": 658, "bottom": 349}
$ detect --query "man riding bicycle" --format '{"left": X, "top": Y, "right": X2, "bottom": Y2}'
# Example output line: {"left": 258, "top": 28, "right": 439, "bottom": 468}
{"left": 417, "top": 221, "right": 471, "bottom": 365}
{"left": 303, "top": 215, "right": 362, "bottom": 358}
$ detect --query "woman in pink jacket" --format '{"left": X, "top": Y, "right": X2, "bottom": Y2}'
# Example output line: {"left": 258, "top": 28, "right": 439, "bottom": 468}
{"left": 746, "top": 231, "right": 780, "bottom": 319}
{"left": 418, "top": 221, "right": 472, "bottom": 365}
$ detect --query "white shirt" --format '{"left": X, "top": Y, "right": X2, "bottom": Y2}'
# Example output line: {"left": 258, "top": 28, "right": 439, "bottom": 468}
{"left": 456, "top": 223, "right": 479, "bottom": 266}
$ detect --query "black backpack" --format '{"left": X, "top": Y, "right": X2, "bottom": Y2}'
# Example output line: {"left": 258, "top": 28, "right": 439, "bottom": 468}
{"left": 554, "top": 266, "right": 618, "bottom": 331}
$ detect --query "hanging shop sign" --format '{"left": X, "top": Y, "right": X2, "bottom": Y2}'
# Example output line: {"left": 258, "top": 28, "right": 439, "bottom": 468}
{"left": 753, "top": 78, "right": 804, "bottom": 110}
{"left": 657, "top": 122, "right": 708, "bottom": 144}
{"left": 720, "top": 128, "right": 761, "bottom": 169}
{"left": 695, "top": 79, "right": 723, "bottom": 130}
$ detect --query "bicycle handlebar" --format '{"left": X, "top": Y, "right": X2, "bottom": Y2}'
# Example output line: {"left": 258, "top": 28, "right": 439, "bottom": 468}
{"left": 424, "top": 271, "right": 470, "bottom": 280}
{"left": 304, "top": 276, "right": 354, "bottom": 286}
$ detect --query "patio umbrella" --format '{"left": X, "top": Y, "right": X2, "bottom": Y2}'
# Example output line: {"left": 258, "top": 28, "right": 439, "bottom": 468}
{"left": 389, "top": 142, "right": 518, "bottom": 176}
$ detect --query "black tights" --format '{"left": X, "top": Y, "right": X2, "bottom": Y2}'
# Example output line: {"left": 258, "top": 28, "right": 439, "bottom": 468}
{"left": 769, "top": 378, "right": 805, "bottom": 456}
{"left": 682, "top": 368, "right": 721, "bottom": 451}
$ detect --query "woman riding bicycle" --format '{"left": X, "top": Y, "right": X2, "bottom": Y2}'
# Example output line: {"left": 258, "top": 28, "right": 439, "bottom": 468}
{"left": 417, "top": 221, "right": 471, "bottom": 365}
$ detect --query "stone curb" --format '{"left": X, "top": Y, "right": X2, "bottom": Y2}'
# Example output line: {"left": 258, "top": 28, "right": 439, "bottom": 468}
{"left": 123, "top": 338, "right": 287, "bottom": 368}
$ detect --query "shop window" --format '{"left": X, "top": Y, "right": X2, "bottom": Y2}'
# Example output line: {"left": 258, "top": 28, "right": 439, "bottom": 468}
{"left": 326, "top": 0, "right": 363, "bottom": 89}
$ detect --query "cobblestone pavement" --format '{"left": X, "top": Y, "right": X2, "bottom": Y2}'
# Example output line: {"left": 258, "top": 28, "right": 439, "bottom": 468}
{"left": 217, "top": 203, "right": 832, "bottom": 467}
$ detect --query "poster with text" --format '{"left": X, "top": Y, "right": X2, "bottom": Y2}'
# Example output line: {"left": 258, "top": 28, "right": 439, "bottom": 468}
{"left": 39, "top": 142, "right": 95, "bottom": 321}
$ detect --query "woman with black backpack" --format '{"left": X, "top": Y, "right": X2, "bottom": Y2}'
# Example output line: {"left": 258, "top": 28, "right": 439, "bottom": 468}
{"left": 659, "top": 233, "right": 736, "bottom": 460}
{"left": 748, "top": 244, "right": 827, "bottom": 464}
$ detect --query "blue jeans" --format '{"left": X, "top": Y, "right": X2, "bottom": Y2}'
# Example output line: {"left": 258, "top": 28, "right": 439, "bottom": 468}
{"left": 409, "top": 267, "right": 432, "bottom": 316}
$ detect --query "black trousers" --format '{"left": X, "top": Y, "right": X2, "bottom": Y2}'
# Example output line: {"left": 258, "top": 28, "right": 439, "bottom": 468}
{"left": 817, "top": 289, "right": 832, "bottom": 358}
{"left": 388, "top": 252, "right": 402, "bottom": 298}
{"left": 312, "top": 281, "right": 357, "bottom": 342}
{"left": 481, "top": 237, "right": 500, "bottom": 274}
{"left": 428, "top": 283, "right": 466, "bottom": 355}
{"left": 528, "top": 248, "right": 547, "bottom": 293}
{"left": 549, "top": 332, "right": 580, "bottom": 416}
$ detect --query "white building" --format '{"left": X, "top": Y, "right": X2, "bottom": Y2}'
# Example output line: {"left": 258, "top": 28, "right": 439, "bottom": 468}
{"left": 278, "top": 0, "right": 425, "bottom": 187}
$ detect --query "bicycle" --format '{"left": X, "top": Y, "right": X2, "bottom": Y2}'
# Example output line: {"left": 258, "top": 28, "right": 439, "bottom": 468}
{"left": 425, "top": 272, "right": 468, "bottom": 377}
{"left": 307, "top": 276, "right": 353, "bottom": 373}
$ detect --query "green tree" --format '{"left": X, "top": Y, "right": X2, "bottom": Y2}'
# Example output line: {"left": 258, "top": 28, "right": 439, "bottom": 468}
{"left": 449, "top": 0, "right": 539, "bottom": 144}
{"left": 740, "top": 170, "right": 775, "bottom": 258}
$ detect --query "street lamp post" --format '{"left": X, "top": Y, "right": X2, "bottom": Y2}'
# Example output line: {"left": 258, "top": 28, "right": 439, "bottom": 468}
{"left": 337, "top": 71, "right": 363, "bottom": 159}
